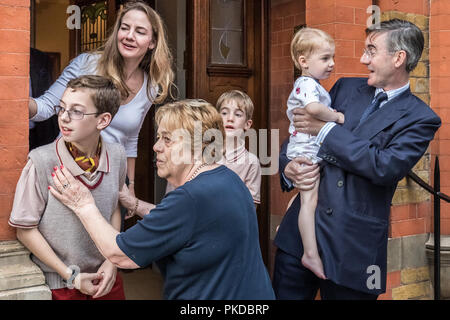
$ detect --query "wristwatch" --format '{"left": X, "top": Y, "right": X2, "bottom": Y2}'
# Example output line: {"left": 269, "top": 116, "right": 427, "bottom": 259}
{"left": 62, "top": 265, "right": 80, "bottom": 289}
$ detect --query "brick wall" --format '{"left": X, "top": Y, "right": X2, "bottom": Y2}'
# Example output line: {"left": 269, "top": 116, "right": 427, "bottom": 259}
{"left": 269, "top": 0, "right": 306, "bottom": 223}
{"left": 0, "top": 0, "right": 29, "bottom": 240}
{"left": 430, "top": 0, "right": 450, "bottom": 235}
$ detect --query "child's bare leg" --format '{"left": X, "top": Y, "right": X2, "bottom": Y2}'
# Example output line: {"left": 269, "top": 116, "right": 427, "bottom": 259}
{"left": 297, "top": 179, "right": 326, "bottom": 279}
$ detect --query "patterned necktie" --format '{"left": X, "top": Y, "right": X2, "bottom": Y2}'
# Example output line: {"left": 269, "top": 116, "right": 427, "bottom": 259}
{"left": 359, "top": 91, "right": 388, "bottom": 125}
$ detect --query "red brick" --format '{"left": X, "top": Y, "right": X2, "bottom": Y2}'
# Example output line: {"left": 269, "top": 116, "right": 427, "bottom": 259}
{"left": 0, "top": 77, "right": 28, "bottom": 100}
{"left": 430, "top": 14, "right": 450, "bottom": 32}
{"left": 439, "top": 125, "right": 450, "bottom": 140}
{"left": 439, "top": 218, "right": 450, "bottom": 235}
{"left": 0, "top": 169, "right": 22, "bottom": 194}
{"left": 0, "top": 30, "right": 29, "bottom": 53}
{"left": 439, "top": 140, "right": 450, "bottom": 155}
{"left": 278, "top": 30, "right": 293, "bottom": 45}
{"left": 295, "top": 14, "right": 306, "bottom": 26}
{"left": 391, "top": 204, "right": 416, "bottom": 222}
{"left": 335, "top": 39, "right": 354, "bottom": 57}
{"left": 0, "top": 6, "right": 29, "bottom": 30}
{"left": 321, "top": 76, "right": 336, "bottom": 92}
{"left": 378, "top": 289, "right": 392, "bottom": 300}
{"left": 283, "top": 15, "right": 295, "bottom": 29}
{"left": 435, "top": 107, "right": 450, "bottom": 122}
{"left": 306, "top": 8, "right": 336, "bottom": 25}
{"left": 335, "top": 6, "right": 354, "bottom": 24}
{"left": 281, "top": 43, "right": 291, "bottom": 57}
{"left": 331, "top": 0, "right": 370, "bottom": 10}
{"left": 0, "top": 53, "right": 28, "bottom": 76}
{"left": 354, "top": 40, "right": 366, "bottom": 58}
{"left": 390, "top": 218, "right": 426, "bottom": 238}
{"left": 0, "top": 215, "right": 15, "bottom": 240}
{"left": 430, "top": 31, "right": 450, "bottom": 47}
{"left": 441, "top": 202, "right": 450, "bottom": 219}
{"left": 335, "top": 57, "right": 368, "bottom": 74}
{"left": 432, "top": 96, "right": 450, "bottom": 110}
{"left": 272, "top": 17, "right": 283, "bottom": 33}
{"left": 386, "top": 271, "right": 401, "bottom": 290}
{"left": 380, "top": 0, "right": 426, "bottom": 15}
{"left": 431, "top": 0, "right": 450, "bottom": 16}
{"left": 306, "top": 0, "right": 336, "bottom": 11}
{"left": 417, "top": 201, "right": 432, "bottom": 218}
{"left": 0, "top": 100, "right": 28, "bottom": 124}
{"left": 335, "top": 23, "right": 366, "bottom": 40}
{"left": 271, "top": 44, "right": 283, "bottom": 58}
{"left": 0, "top": 126, "right": 28, "bottom": 147}
{"left": 439, "top": 155, "right": 450, "bottom": 172}
{"left": 430, "top": 78, "right": 450, "bottom": 94}
{"left": 430, "top": 62, "right": 450, "bottom": 78}
{"left": 0, "top": 0, "right": 28, "bottom": 7}
{"left": 0, "top": 146, "right": 28, "bottom": 170}
{"left": 429, "top": 45, "right": 450, "bottom": 63}
{"left": 278, "top": 57, "right": 293, "bottom": 71}
{"left": 354, "top": 8, "right": 367, "bottom": 26}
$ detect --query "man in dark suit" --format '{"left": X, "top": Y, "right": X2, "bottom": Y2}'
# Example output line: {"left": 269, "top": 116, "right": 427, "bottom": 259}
{"left": 29, "top": 48, "right": 59, "bottom": 150}
{"left": 273, "top": 19, "right": 441, "bottom": 299}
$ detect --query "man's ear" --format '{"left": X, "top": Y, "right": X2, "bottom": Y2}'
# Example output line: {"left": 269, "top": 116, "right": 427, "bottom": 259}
{"left": 394, "top": 50, "right": 407, "bottom": 69}
{"left": 96, "top": 112, "right": 112, "bottom": 130}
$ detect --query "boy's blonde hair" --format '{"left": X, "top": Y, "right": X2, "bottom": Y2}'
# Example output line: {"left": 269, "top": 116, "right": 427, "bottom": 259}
{"left": 291, "top": 27, "right": 335, "bottom": 70}
{"left": 215, "top": 90, "right": 254, "bottom": 121}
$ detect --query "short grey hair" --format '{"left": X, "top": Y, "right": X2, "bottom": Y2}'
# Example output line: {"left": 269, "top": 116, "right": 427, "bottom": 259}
{"left": 366, "top": 19, "right": 424, "bottom": 73}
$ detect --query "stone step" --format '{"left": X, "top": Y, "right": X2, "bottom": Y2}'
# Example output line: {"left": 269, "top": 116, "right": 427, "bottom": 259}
{"left": 0, "top": 285, "right": 51, "bottom": 300}
{"left": 0, "top": 262, "right": 46, "bottom": 292}
{"left": 0, "top": 240, "right": 33, "bottom": 267}
{"left": 0, "top": 240, "right": 51, "bottom": 300}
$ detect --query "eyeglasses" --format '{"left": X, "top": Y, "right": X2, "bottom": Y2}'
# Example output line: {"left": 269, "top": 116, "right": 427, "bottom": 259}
{"left": 362, "top": 47, "right": 396, "bottom": 60}
{"left": 362, "top": 48, "right": 377, "bottom": 59}
{"left": 54, "top": 105, "right": 98, "bottom": 120}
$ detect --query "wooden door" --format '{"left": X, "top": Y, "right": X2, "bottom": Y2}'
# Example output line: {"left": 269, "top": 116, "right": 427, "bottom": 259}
{"left": 186, "top": 0, "right": 270, "bottom": 264}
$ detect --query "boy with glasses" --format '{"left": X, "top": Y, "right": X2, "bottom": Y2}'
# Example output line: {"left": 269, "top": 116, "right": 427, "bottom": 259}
{"left": 9, "top": 75, "right": 127, "bottom": 300}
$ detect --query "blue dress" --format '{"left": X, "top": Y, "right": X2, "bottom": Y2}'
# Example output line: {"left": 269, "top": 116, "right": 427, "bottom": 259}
{"left": 116, "top": 165, "right": 275, "bottom": 300}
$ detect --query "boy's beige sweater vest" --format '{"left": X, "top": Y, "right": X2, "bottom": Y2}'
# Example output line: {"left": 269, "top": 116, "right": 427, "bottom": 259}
{"left": 28, "top": 140, "right": 126, "bottom": 289}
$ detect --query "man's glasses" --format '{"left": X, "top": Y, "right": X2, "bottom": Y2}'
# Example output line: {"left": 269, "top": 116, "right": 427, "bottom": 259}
{"left": 362, "top": 48, "right": 377, "bottom": 59}
{"left": 54, "top": 105, "right": 98, "bottom": 120}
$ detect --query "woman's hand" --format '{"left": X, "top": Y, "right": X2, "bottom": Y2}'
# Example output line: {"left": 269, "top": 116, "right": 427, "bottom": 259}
{"left": 284, "top": 157, "right": 320, "bottom": 191}
{"left": 48, "top": 165, "right": 95, "bottom": 214}
{"left": 92, "top": 260, "right": 117, "bottom": 299}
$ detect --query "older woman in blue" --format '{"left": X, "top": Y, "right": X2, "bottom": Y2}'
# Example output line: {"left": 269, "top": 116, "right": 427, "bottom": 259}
{"left": 49, "top": 99, "right": 275, "bottom": 300}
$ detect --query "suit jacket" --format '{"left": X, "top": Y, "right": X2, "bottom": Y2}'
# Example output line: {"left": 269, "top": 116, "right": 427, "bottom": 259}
{"left": 274, "top": 77, "right": 441, "bottom": 295}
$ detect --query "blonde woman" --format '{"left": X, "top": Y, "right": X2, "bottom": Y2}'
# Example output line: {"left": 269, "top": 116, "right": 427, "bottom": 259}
{"left": 49, "top": 99, "right": 275, "bottom": 300}
{"left": 29, "top": 1, "right": 174, "bottom": 200}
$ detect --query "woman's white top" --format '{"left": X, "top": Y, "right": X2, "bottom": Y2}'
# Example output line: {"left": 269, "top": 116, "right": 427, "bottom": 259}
{"left": 286, "top": 76, "right": 332, "bottom": 163}
{"left": 31, "top": 53, "right": 156, "bottom": 158}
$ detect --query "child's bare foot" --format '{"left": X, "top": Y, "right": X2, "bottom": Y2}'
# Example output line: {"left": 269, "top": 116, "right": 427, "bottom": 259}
{"left": 301, "top": 254, "right": 326, "bottom": 279}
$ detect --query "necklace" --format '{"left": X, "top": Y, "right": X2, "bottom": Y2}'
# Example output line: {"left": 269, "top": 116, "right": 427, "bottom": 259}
{"left": 188, "top": 163, "right": 209, "bottom": 181}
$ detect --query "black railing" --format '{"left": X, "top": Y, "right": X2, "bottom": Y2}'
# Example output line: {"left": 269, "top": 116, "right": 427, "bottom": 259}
{"left": 407, "top": 156, "right": 450, "bottom": 300}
